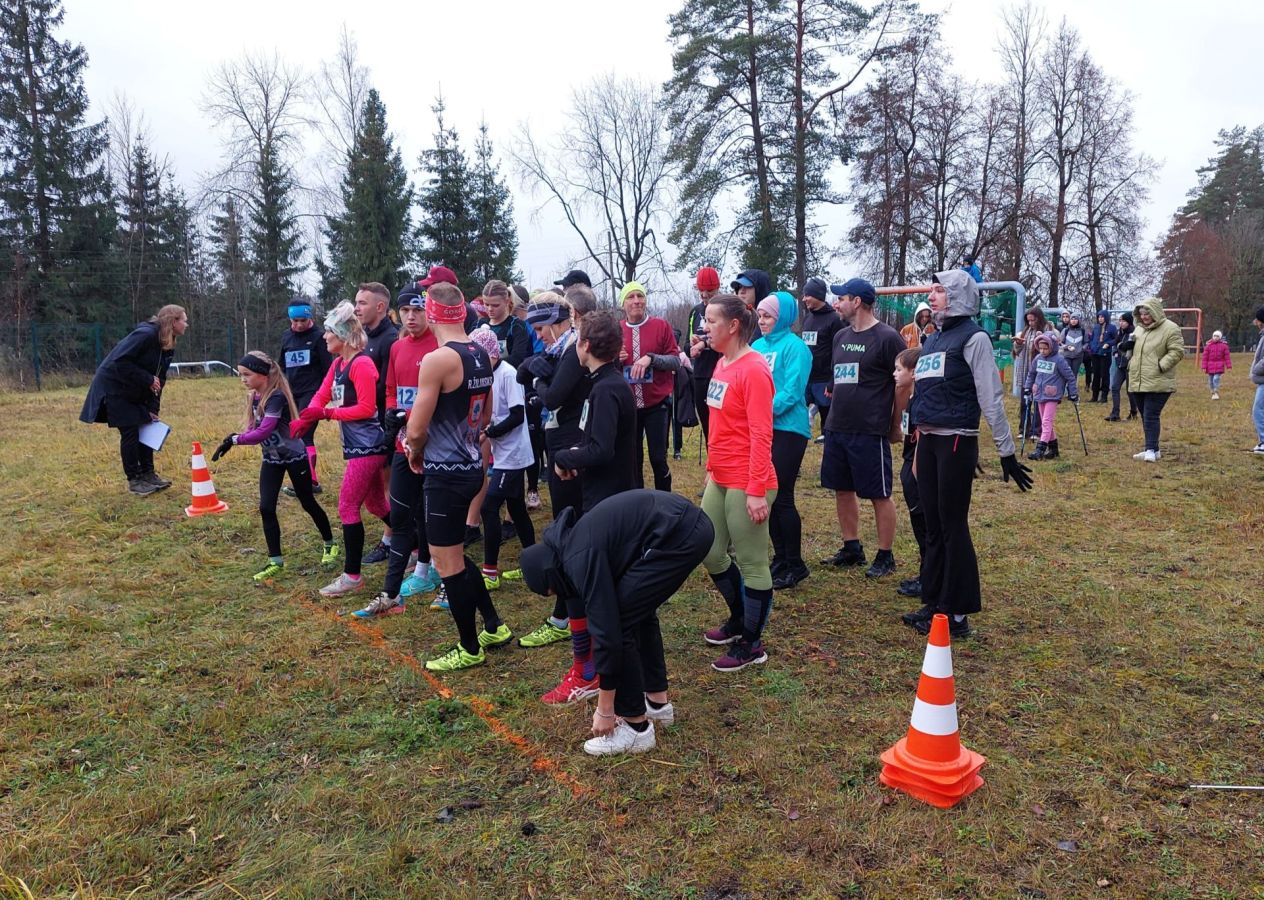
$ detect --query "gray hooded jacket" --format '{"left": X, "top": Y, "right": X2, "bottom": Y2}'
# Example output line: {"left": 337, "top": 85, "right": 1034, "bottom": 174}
{"left": 921, "top": 269, "right": 1017, "bottom": 457}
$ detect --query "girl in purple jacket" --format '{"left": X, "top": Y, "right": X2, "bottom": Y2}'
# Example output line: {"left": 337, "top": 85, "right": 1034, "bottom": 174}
{"left": 1023, "top": 332, "right": 1079, "bottom": 461}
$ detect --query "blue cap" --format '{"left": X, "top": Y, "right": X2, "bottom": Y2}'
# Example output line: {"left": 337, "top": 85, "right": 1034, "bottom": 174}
{"left": 731, "top": 275, "right": 755, "bottom": 289}
{"left": 829, "top": 277, "right": 877, "bottom": 305}
{"left": 288, "top": 304, "right": 313, "bottom": 320}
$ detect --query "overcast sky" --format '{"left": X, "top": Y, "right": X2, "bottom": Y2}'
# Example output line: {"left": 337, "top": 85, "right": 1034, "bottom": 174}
{"left": 64, "top": 0, "right": 1261, "bottom": 293}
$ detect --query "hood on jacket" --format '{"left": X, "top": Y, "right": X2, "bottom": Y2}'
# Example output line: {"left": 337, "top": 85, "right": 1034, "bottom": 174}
{"left": 519, "top": 508, "right": 576, "bottom": 598}
{"left": 1096, "top": 310, "right": 1110, "bottom": 324}
{"left": 914, "top": 301, "right": 932, "bottom": 325}
{"left": 765, "top": 290, "right": 797, "bottom": 337}
{"left": 1134, "top": 297, "right": 1167, "bottom": 329}
{"left": 933, "top": 268, "right": 980, "bottom": 317}
{"left": 1033, "top": 331, "right": 1060, "bottom": 353}
{"left": 733, "top": 269, "right": 772, "bottom": 302}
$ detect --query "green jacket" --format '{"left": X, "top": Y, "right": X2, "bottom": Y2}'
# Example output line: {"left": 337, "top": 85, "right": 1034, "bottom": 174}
{"left": 1125, "top": 297, "right": 1184, "bottom": 394}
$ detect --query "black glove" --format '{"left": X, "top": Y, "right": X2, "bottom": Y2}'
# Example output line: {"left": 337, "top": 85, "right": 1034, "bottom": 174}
{"left": 524, "top": 355, "right": 556, "bottom": 381}
{"left": 1118, "top": 337, "right": 1135, "bottom": 354}
{"left": 384, "top": 408, "right": 408, "bottom": 444}
{"left": 1000, "top": 454, "right": 1033, "bottom": 492}
{"left": 211, "top": 434, "right": 236, "bottom": 462}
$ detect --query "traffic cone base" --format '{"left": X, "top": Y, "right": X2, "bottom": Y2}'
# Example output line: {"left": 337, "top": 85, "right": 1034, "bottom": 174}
{"left": 878, "top": 614, "right": 985, "bottom": 809}
{"left": 186, "top": 441, "right": 229, "bottom": 517}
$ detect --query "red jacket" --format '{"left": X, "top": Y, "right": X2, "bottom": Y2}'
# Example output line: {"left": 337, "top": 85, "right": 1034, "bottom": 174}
{"left": 621, "top": 315, "right": 680, "bottom": 409}
{"left": 1201, "top": 339, "right": 1231, "bottom": 375}
{"left": 386, "top": 331, "right": 439, "bottom": 451}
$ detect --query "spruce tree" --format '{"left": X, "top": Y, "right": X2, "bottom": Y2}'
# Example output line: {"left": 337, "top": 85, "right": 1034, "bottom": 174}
{"left": 0, "top": 0, "right": 114, "bottom": 321}
{"left": 118, "top": 138, "right": 167, "bottom": 321}
{"left": 249, "top": 140, "right": 304, "bottom": 324}
{"left": 467, "top": 121, "right": 520, "bottom": 288}
{"left": 325, "top": 88, "right": 412, "bottom": 295}
{"left": 415, "top": 94, "right": 478, "bottom": 296}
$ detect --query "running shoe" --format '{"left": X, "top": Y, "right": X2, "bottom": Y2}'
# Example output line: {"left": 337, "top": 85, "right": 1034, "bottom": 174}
{"left": 1133, "top": 450, "right": 1158, "bottom": 462}
{"left": 896, "top": 578, "right": 922, "bottom": 598}
{"left": 518, "top": 620, "right": 570, "bottom": 648}
{"left": 483, "top": 573, "right": 501, "bottom": 591}
{"left": 541, "top": 667, "right": 600, "bottom": 705}
{"left": 1253, "top": 443, "right": 1264, "bottom": 455}
{"left": 282, "top": 483, "right": 321, "bottom": 496}
{"left": 362, "top": 541, "right": 390, "bottom": 565}
{"left": 477, "top": 624, "right": 514, "bottom": 649}
{"left": 352, "top": 592, "right": 405, "bottom": 618}
{"left": 400, "top": 569, "right": 442, "bottom": 598}
{"left": 430, "top": 585, "right": 450, "bottom": 610}
{"left": 252, "top": 561, "right": 284, "bottom": 583}
{"left": 526, "top": 490, "right": 542, "bottom": 511}
{"left": 319, "top": 573, "right": 364, "bottom": 597}
{"left": 643, "top": 699, "right": 675, "bottom": 725}
{"left": 425, "top": 644, "right": 486, "bottom": 672}
{"left": 703, "top": 621, "right": 742, "bottom": 646}
{"left": 772, "top": 563, "right": 810, "bottom": 590}
{"left": 583, "top": 721, "right": 655, "bottom": 756}
{"left": 824, "top": 545, "right": 867, "bottom": 567}
{"left": 320, "top": 543, "right": 341, "bottom": 569}
{"left": 501, "top": 568, "right": 523, "bottom": 581}
{"left": 712, "top": 640, "right": 768, "bottom": 672}
{"left": 865, "top": 553, "right": 897, "bottom": 579}
{"left": 127, "top": 477, "right": 160, "bottom": 495}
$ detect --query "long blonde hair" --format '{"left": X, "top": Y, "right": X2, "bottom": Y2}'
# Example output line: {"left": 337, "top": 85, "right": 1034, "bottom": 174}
{"left": 151, "top": 304, "right": 187, "bottom": 350}
{"left": 241, "top": 351, "right": 299, "bottom": 430}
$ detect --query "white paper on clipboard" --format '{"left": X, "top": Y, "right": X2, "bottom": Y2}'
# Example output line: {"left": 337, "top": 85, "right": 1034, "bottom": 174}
{"left": 138, "top": 420, "right": 171, "bottom": 451}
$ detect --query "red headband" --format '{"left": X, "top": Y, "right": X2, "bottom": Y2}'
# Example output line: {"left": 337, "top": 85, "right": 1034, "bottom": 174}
{"left": 426, "top": 301, "right": 467, "bottom": 326}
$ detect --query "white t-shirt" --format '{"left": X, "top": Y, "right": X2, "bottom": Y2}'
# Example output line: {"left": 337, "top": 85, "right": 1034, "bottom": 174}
{"left": 488, "top": 362, "right": 534, "bottom": 471}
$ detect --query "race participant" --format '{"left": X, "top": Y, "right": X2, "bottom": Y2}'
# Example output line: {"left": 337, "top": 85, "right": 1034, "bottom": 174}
{"left": 904, "top": 270, "right": 1033, "bottom": 638}
{"left": 291, "top": 302, "right": 391, "bottom": 598}
{"left": 402, "top": 283, "right": 511, "bottom": 671}
{"left": 481, "top": 279, "right": 540, "bottom": 507}
{"left": 279, "top": 298, "right": 333, "bottom": 493}
{"left": 353, "top": 282, "right": 398, "bottom": 565}
{"left": 213, "top": 351, "right": 337, "bottom": 583}
{"left": 619, "top": 282, "right": 680, "bottom": 492}
{"left": 821, "top": 278, "right": 906, "bottom": 579}
{"left": 800, "top": 277, "right": 842, "bottom": 440}
{"left": 699, "top": 294, "right": 778, "bottom": 672}
{"left": 519, "top": 490, "right": 714, "bottom": 756}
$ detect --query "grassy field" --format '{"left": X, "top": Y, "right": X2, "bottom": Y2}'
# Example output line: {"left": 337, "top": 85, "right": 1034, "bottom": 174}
{"left": 2, "top": 359, "right": 1263, "bottom": 899}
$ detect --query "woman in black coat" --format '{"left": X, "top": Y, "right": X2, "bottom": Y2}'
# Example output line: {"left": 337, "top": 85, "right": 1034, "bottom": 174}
{"left": 80, "top": 305, "right": 188, "bottom": 494}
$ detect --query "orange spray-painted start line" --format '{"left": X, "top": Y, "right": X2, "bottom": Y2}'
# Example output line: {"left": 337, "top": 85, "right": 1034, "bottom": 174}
{"left": 293, "top": 594, "right": 598, "bottom": 803}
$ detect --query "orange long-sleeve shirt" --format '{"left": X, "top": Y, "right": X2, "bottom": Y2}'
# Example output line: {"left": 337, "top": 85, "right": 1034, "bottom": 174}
{"left": 704, "top": 350, "right": 778, "bottom": 497}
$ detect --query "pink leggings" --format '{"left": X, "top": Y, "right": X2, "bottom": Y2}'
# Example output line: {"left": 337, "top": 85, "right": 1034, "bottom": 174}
{"left": 1039, "top": 401, "right": 1059, "bottom": 442}
{"left": 338, "top": 456, "right": 390, "bottom": 525}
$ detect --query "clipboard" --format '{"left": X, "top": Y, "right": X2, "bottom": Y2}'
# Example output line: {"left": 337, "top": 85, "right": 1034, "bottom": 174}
{"left": 138, "top": 420, "right": 171, "bottom": 451}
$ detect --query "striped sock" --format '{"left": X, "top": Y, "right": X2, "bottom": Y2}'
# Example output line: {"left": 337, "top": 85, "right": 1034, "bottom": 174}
{"left": 481, "top": 564, "right": 498, "bottom": 579}
{"left": 570, "top": 617, "right": 594, "bottom": 680}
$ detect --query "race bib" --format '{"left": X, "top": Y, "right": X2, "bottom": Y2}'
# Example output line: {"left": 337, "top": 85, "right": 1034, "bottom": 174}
{"left": 396, "top": 385, "right": 417, "bottom": 410}
{"left": 1035, "top": 359, "right": 1056, "bottom": 374}
{"left": 579, "top": 399, "right": 590, "bottom": 430}
{"left": 498, "top": 339, "right": 507, "bottom": 355}
{"left": 284, "top": 349, "right": 310, "bottom": 369}
{"left": 914, "top": 352, "right": 945, "bottom": 381}
{"left": 706, "top": 378, "right": 730, "bottom": 409}
{"left": 761, "top": 351, "right": 777, "bottom": 370}
{"left": 623, "top": 366, "right": 654, "bottom": 384}
{"left": 543, "top": 408, "right": 557, "bottom": 429}
{"left": 331, "top": 384, "right": 345, "bottom": 407}
{"left": 802, "top": 331, "right": 817, "bottom": 347}
{"left": 901, "top": 410, "right": 910, "bottom": 434}
{"left": 833, "top": 362, "right": 859, "bottom": 385}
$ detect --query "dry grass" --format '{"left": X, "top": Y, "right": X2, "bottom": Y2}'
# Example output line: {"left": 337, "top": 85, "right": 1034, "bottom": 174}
{"left": 2, "top": 360, "right": 1263, "bottom": 898}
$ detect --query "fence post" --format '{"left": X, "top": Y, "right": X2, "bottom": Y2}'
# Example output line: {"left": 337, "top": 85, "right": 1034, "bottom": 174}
{"left": 31, "top": 323, "right": 41, "bottom": 391}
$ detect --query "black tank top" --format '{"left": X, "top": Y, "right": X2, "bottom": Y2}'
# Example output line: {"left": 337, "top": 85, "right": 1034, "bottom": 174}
{"left": 423, "top": 341, "right": 494, "bottom": 475}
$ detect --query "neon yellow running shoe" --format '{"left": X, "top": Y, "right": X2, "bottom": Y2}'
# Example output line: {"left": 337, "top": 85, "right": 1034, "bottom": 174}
{"left": 502, "top": 568, "right": 523, "bottom": 581}
{"left": 483, "top": 573, "right": 501, "bottom": 591}
{"left": 424, "top": 644, "right": 486, "bottom": 672}
{"left": 253, "top": 561, "right": 284, "bottom": 583}
{"left": 320, "top": 543, "right": 340, "bottom": 569}
{"left": 517, "top": 620, "right": 569, "bottom": 648}
{"left": 478, "top": 624, "right": 513, "bottom": 649}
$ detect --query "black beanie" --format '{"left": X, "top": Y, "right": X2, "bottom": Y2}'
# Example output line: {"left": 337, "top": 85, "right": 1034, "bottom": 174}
{"left": 518, "top": 543, "right": 554, "bottom": 597}
{"left": 1120, "top": 311, "right": 1133, "bottom": 325}
{"left": 1255, "top": 306, "right": 1264, "bottom": 325}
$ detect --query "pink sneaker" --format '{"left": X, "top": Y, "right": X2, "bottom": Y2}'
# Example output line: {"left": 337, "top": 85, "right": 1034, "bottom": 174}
{"left": 712, "top": 640, "right": 768, "bottom": 672}
{"left": 541, "top": 666, "right": 600, "bottom": 705}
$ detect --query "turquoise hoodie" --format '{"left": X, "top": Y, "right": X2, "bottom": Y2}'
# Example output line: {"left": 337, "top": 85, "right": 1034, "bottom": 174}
{"left": 752, "top": 291, "right": 812, "bottom": 438}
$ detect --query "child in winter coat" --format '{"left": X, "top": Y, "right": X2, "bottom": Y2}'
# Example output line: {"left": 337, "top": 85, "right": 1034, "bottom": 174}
{"left": 1023, "top": 332, "right": 1079, "bottom": 460}
{"left": 1201, "top": 330, "right": 1231, "bottom": 399}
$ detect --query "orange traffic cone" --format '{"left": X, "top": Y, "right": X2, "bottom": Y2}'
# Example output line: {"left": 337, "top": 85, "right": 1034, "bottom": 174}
{"left": 879, "top": 613, "right": 985, "bottom": 808}
{"left": 185, "top": 441, "right": 228, "bottom": 517}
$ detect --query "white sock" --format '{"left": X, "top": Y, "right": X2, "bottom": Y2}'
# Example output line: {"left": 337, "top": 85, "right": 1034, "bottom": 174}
{"left": 953, "top": 614, "right": 966, "bottom": 622}
{"left": 414, "top": 561, "right": 430, "bottom": 578}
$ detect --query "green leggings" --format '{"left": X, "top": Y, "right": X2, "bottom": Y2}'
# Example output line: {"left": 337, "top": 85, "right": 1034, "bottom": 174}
{"left": 701, "top": 480, "right": 777, "bottom": 590}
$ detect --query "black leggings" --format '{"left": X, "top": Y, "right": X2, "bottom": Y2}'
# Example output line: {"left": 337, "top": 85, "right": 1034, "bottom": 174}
{"left": 899, "top": 453, "right": 927, "bottom": 566}
{"left": 386, "top": 452, "right": 429, "bottom": 597}
{"left": 526, "top": 404, "right": 544, "bottom": 492}
{"left": 916, "top": 433, "right": 981, "bottom": 616}
{"left": 481, "top": 470, "right": 536, "bottom": 568}
{"left": 546, "top": 460, "right": 585, "bottom": 621}
{"left": 769, "top": 430, "right": 808, "bottom": 568}
{"left": 118, "top": 425, "right": 155, "bottom": 479}
{"left": 1134, "top": 392, "right": 1170, "bottom": 451}
{"left": 634, "top": 401, "right": 672, "bottom": 492}
{"left": 1087, "top": 356, "right": 1111, "bottom": 398}
{"left": 259, "top": 460, "right": 333, "bottom": 557}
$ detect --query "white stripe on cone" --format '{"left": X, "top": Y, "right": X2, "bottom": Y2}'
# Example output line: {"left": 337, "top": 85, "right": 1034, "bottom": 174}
{"left": 909, "top": 697, "right": 959, "bottom": 737}
{"left": 191, "top": 454, "right": 208, "bottom": 469}
{"left": 921, "top": 643, "right": 953, "bottom": 679}
{"left": 191, "top": 480, "right": 217, "bottom": 497}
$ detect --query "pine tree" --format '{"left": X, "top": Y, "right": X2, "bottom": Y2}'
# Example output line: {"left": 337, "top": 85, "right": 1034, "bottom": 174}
{"left": 0, "top": 0, "right": 114, "bottom": 322}
{"left": 1182, "top": 126, "right": 1264, "bottom": 226}
{"left": 325, "top": 88, "right": 412, "bottom": 295}
{"left": 415, "top": 94, "right": 478, "bottom": 296}
{"left": 118, "top": 138, "right": 166, "bottom": 321}
{"left": 249, "top": 140, "right": 304, "bottom": 324}
{"left": 467, "top": 121, "right": 520, "bottom": 288}
{"left": 210, "top": 196, "right": 253, "bottom": 344}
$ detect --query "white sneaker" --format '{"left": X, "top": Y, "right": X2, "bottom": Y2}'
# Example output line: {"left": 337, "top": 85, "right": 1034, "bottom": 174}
{"left": 1252, "top": 443, "right": 1264, "bottom": 454}
{"left": 643, "top": 699, "right": 675, "bottom": 726}
{"left": 583, "top": 720, "right": 656, "bottom": 756}
{"left": 319, "top": 573, "right": 365, "bottom": 597}
{"left": 351, "top": 591, "right": 404, "bottom": 618}
{"left": 1132, "top": 450, "right": 1160, "bottom": 461}
{"left": 1212, "top": 392, "right": 1220, "bottom": 400}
